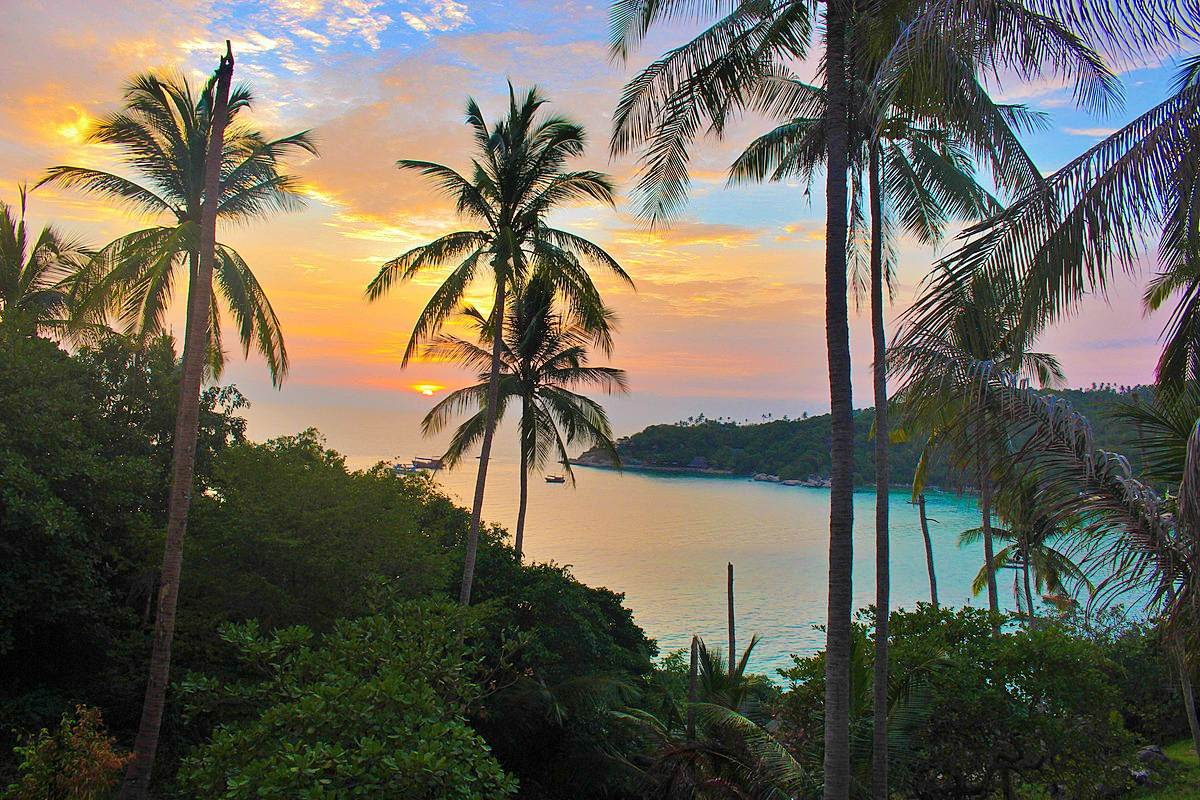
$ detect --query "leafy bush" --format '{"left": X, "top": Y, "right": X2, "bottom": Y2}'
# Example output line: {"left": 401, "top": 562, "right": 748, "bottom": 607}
{"left": 180, "top": 429, "right": 451, "bottom": 639}
{"left": 463, "top": 554, "right": 660, "bottom": 798}
{"left": 174, "top": 600, "right": 516, "bottom": 799}
{"left": 5, "top": 705, "right": 131, "bottom": 800}
{"left": 1059, "top": 607, "right": 1193, "bottom": 745}
{"left": 778, "top": 606, "right": 1137, "bottom": 799}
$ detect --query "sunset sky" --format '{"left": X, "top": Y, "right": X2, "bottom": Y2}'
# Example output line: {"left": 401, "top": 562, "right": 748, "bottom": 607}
{"left": 0, "top": 1, "right": 1178, "bottom": 456}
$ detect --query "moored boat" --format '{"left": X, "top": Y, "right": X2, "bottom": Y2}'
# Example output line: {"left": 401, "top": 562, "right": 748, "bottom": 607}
{"left": 411, "top": 456, "right": 444, "bottom": 470}
{"left": 544, "top": 474, "right": 566, "bottom": 483}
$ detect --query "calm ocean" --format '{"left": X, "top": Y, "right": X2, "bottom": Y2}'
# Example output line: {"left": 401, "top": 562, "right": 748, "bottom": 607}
{"left": 428, "top": 458, "right": 1000, "bottom": 675}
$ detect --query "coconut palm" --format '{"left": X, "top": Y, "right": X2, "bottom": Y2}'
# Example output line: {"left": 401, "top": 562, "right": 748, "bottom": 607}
{"left": 903, "top": 8, "right": 1200, "bottom": 395}
{"left": 369, "top": 85, "right": 630, "bottom": 603}
{"left": 729, "top": 26, "right": 1017, "bottom": 789}
{"left": 421, "top": 275, "right": 627, "bottom": 559}
{"left": 890, "top": 276, "right": 1065, "bottom": 619}
{"left": 959, "top": 478, "right": 1092, "bottom": 621}
{"left": 610, "top": 2, "right": 1110, "bottom": 793}
{"left": 0, "top": 187, "right": 91, "bottom": 338}
{"left": 39, "top": 72, "right": 313, "bottom": 380}
{"left": 38, "top": 57, "right": 315, "bottom": 800}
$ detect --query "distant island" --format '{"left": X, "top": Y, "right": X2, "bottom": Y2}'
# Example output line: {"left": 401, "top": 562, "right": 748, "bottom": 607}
{"left": 576, "top": 384, "right": 1149, "bottom": 488}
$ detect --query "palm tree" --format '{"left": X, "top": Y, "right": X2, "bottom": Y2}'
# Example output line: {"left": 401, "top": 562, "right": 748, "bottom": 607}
{"left": 0, "top": 187, "right": 91, "bottom": 338}
{"left": 421, "top": 275, "right": 627, "bottom": 559}
{"left": 903, "top": 8, "right": 1200, "bottom": 395}
{"left": 635, "top": 636, "right": 798, "bottom": 799}
{"left": 891, "top": 277, "right": 1065, "bottom": 620}
{"left": 916, "top": 494, "right": 938, "bottom": 606}
{"left": 959, "top": 478, "right": 1092, "bottom": 621}
{"left": 368, "top": 85, "right": 630, "bottom": 604}
{"left": 729, "top": 28, "right": 1015, "bottom": 793}
{"left": 610, "top": 2, "right": 1110, "bottom": 793}
{"left": 39, "top": 72, "right": 312, "bottom": 380}
{"left": 38, "top": 53, "right": 315, "bottom": 800}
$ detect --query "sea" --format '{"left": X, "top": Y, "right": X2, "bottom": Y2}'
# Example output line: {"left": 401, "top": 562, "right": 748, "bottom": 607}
{"left": 424, "top": 456, "right": 1000, "bottom": 676}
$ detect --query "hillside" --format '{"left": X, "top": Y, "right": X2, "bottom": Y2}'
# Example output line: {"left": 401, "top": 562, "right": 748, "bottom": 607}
{"left": 578, "top": 385, "right": 1150, "bottom": 488}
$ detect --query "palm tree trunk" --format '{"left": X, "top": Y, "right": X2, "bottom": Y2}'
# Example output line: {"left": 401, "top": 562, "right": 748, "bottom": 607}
{"left": 460, "top": 271, "right": 506, "bottom": 604}
{"left": 1021, "top": 541, "right": 1036, "bottom": 623}
{"left": 118, "top": 43, "right": 235, "bottom": 800}
{"left": 977, "top": 415, "right": 1000, "bottom": 620}
{"left": 823, "top": 3, "right": 854, "bottom": 797}
{"left": 514, "top": 400, "right": 529, "bottom": 561}
{"left": 727, "top": 562, "right": 736, "bottom": 676}
{"left": 918, "top": 494, "right": 937, "bottom": 606}
{"left": 1178, "top": 652, "right": 1200, "bottom": 761}
{"left": 868, "top": 143, "right": 889, "bottom": 800}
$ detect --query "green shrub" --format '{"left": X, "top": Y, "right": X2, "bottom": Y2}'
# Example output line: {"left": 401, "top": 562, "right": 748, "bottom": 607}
{"left": 175, "top": 600, "right": 516, "bottom": 799}
{"left": 778, "top": 606, "right": 1137, "bottom": 799}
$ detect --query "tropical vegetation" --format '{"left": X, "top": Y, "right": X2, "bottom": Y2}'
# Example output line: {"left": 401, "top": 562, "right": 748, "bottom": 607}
{"left": 4, "top": 3, "right": 1200, "bottom": 800}
{"left": 367, "top": 84, "right": 631, "bottom": 604}
{"left": 422, "top": 273, "right": 626, "bottom": 557}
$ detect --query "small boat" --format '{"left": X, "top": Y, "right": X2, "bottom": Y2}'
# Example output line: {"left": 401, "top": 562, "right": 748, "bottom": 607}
{"left": 392, "top": 463, "right": 421, "bottom": 474}
{"left": 411, "top": 456, "right": 444, "bottom": 470}
{"left": 544, "top": 474, "right": 566, "bottom": 484}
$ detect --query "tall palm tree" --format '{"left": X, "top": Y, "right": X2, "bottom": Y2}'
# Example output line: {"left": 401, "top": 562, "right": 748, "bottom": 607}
{"left": 959, "top": 478, "right": 1092, "bottom": 621}
{"left": 729, "top": 36, "right": 1010, "bottom": 796}
{"left": 890, "top": 277, "right": 1065, "bottom": 619}
{"left": 421, "top": 275, "right": 627, "bottom": 559}
{"left": 610, "top": 2, "right": 1109, "bottom": 794}
{"left": 39, "top": 72, "right": 312, "bottom": 380}
{"left": 0, "top": 187, "right": 91, "bottom": 338}
{"left": 368, "top": 85, "right": 630, "bottom": 603}
{"left": 903, "top": 8, "right": 1200, "bottom": 395}
{"left": 39, "top": 53, "right": 315, "bottom": 800}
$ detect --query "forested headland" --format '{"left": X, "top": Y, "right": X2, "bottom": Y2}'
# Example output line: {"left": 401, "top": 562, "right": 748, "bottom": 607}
{"left": 579, "top": 386, "right": 1150, "bottom": 487}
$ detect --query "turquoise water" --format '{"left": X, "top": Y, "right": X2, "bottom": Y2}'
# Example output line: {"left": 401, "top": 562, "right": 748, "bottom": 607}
{"left": 429, "top": 458, "right": 1004, "bottom": 675}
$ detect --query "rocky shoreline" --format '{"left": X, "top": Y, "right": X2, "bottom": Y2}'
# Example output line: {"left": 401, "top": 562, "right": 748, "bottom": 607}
{"left": 571, "top": 451, "right": 948, "bottom": 492}
{"left": 570, "top": 455, "right": 735, "bottom": 476}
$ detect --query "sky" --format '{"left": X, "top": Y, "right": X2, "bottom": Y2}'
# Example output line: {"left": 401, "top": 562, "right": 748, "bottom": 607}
{"left": 0, "top": 1, "right": 1181, "bottom": 457}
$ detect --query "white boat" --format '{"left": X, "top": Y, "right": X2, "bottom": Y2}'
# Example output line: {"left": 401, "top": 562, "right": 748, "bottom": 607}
{"left": 392, "top": 463, "right": 421, "bottom": 474}
{"left": 544, "top": 474, "right": 566, "bottom": 484}
{"left": 411, "top": 456, "right": 444, "bottom": 470}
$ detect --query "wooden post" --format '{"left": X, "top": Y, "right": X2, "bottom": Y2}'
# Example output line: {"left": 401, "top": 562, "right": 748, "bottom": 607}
{"left": 727, "top": 562, "right": 736, "bottom": 675}
{"left": 687, "top": 635, "right": 698, "bottom": 740}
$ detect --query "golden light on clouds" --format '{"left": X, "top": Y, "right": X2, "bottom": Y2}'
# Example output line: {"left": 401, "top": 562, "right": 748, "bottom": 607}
{"left": 54, "top": 108, "right": 94, "bottom": 144}
{"left": 0, "top": 0, "right": 1164, "bottom": 425}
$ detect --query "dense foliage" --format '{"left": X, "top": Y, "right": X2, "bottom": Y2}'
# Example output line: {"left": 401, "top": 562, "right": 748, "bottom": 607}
{"left": 772, "top": 607, "right": 1166, "bottom": 799}
{"left": 175, "top": 602, "right": 516, "bottom": 799}
{"left": 0, "top": 335, "right": 659, "bottom": 796}
{"left": 0, "top": 332, "right": 247, "bottom": 761}
{"left": 597, "top": 386, "right": 1149, "bottom": 487}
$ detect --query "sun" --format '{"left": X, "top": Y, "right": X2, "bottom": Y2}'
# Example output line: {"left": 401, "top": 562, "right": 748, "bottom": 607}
{"left": 412, "top": 383, "right": 443, "bottom": 397}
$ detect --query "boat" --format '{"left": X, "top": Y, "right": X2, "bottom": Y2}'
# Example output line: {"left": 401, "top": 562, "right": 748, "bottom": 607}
{"left": 411, "top": 456, "right": 444, "bottom": 470}
{"left": 392, "top": 462, "right": 421, "bottom": 474}
{"left": 544, "top": 474, "right": 566, "bottom": 483}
